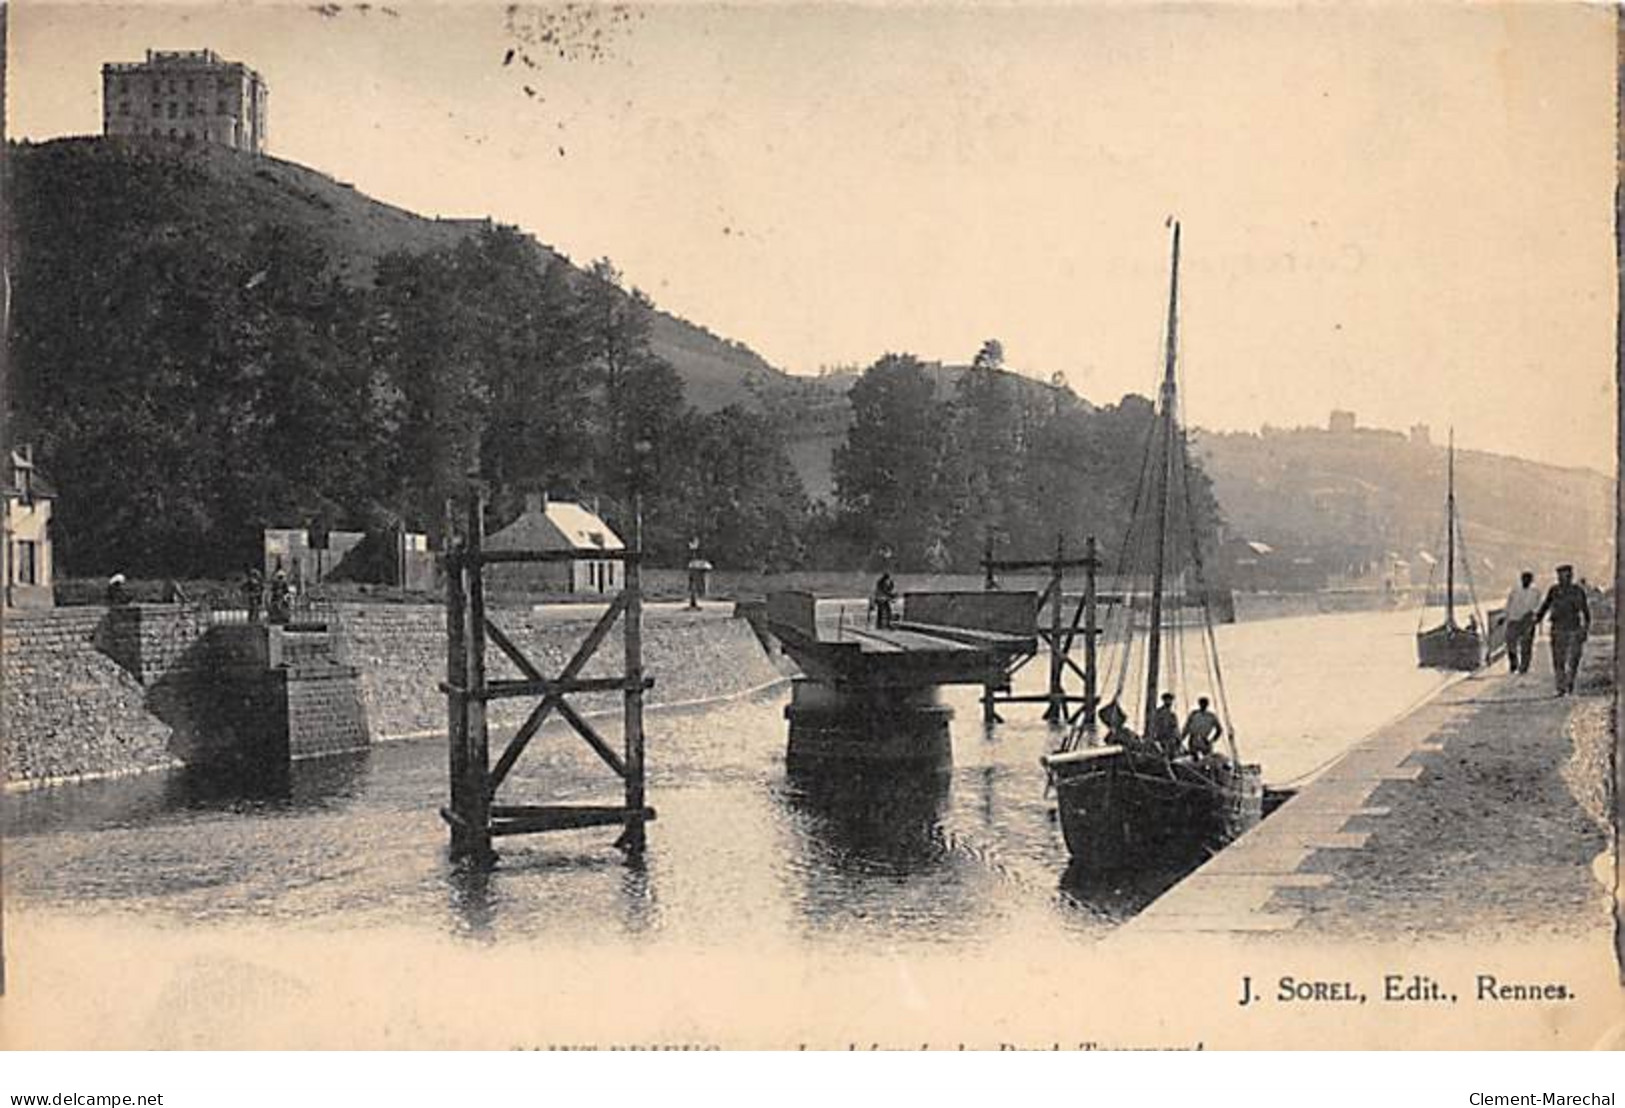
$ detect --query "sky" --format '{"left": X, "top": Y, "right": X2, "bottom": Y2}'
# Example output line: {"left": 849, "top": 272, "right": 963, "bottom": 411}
{"left": 7, "top": 1, "right": 1619, "bottom": 473}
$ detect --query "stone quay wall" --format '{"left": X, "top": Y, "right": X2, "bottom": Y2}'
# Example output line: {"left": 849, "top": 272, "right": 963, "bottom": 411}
{"left": 4, "top": 602, "right": 785, "bottom": 787}
{"left": 336, "top": 603, "right": 786, "bottom": 740}
{"left": 2, "top": 607, "right": 182, "bottom": 785}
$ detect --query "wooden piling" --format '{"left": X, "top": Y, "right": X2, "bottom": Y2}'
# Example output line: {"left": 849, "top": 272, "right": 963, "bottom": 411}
{"left": 620, "top": 493, "right": 648, "bottom": 854}
{"left": 440, "top": 487, "right": 652, "bottom": 861}
{"left": 1044, "top": 533, "right": 1065, "bottom": 722}
{"left": 442, "top": 499, "right": 472, "bottom": 856}
{"left": 462, "top": 493, "right": 493, "bottom": 861}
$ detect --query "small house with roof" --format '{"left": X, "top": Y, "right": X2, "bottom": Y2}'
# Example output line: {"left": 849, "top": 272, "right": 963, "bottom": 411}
{"left": 485, "top": 493, "right": 624, "bottom": 595}
{"left": 3, "top": 446, "right": 56, "bottom": 609}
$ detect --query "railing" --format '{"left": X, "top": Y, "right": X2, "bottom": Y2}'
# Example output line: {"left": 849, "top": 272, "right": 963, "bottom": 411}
{"left": 201, "top": 592, "right": 339, "bottom": 630}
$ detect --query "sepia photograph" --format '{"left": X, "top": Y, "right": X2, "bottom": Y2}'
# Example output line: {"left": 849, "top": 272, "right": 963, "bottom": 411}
{"left": 0, "top": 0, "right": 1620, "bottom": 1057}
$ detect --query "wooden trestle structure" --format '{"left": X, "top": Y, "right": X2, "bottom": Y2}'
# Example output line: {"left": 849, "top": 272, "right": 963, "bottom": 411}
{"left": 980, "top": 533, "right": 1100, "bottom": 728}
{"left": 440, "top": 494, "right": 653, "bottom": 862}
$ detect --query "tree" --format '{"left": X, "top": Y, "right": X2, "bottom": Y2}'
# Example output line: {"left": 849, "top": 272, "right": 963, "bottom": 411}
{"left": 831, "top": 353, "right": 949, "bottom": 569}
{"left": 939, "top": 339, "right": 1023, "bottom": 568}
{"left": 662, "top": 406, "right": 810, "bottom": 569}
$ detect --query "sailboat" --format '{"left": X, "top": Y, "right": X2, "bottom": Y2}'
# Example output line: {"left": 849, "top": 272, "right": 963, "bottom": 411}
{"left": 1415, "top": 433, "right": 1497, "bottom": 670}
{"left": 1040, "top": 221, "right": 1263, "bottom": 869}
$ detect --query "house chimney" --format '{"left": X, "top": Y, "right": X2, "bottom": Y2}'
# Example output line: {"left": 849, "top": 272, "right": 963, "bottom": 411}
{"left": 525, "top": 491, "right": 547, "bottom": 515}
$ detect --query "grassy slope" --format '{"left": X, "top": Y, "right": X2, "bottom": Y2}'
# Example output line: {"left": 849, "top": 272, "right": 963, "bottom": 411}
{"left": 11, "top": 136, "right": 793, "bottom": 415}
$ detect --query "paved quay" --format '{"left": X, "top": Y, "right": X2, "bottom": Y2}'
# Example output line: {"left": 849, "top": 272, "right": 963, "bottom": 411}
{"left": 1114, "top": 636, "right": 1615, "bottom": 940}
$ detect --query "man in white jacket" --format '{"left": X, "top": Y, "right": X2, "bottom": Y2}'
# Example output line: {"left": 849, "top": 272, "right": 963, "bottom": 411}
{"left": 1503, "top": 570, "right": 1542, "bottom": 674}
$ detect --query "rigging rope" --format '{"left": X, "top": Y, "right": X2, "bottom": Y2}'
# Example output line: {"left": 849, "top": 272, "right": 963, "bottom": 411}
{"left": 1174, "top": 424, "right": 1242, "bottom": 763}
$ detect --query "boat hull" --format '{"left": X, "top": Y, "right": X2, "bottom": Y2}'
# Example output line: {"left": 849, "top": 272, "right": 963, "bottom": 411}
{"left": 1045, "top": 746, "right": 1263, "bottom": 869}
{"left": 1416, "top": 623, "right": 1483, "bottom": 671}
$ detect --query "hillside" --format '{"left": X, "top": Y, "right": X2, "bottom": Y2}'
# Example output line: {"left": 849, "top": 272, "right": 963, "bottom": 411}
{"left": 1193, "top": 424, "right": 1615, "bottom": 584}
{"left": 5, "top": 136, "right": 790, "bottom": 414}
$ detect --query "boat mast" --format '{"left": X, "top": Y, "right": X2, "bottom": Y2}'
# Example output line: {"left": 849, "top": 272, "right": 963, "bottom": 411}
{"left": 1446, "top": 429, "right": 1455, "bottom": 627}
{"left": 1142, "top": 220, "right": 1180, "bottom": 739}
{"left": 1084, "top": 534, "right": 1098, "bottom": 734}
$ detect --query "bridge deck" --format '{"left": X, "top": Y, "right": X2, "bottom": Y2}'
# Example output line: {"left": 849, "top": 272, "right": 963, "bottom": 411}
{"left": 765, "top": 593, "right": 1040, "bottom": 687}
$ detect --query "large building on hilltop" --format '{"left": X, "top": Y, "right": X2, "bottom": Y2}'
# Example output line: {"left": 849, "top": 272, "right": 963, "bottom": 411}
{"left": 102, "top": 49, "right": 267, "bottom": 152}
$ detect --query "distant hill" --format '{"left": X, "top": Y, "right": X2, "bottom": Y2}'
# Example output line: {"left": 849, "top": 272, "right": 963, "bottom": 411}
{"left": 1193, "top": 423, "right": 1615, "bottom": 585}
{"left": 5, "top": 136, "right": 792, "bottom": 414}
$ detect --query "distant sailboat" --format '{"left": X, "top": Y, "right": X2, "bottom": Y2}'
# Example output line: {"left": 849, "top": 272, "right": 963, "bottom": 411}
{"left": 1415, "top": 433, "right": 1501, "bottom": 670}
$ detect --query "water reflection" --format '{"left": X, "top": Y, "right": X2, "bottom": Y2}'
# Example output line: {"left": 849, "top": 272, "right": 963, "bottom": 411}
{"left": 2, "top": 749, "right": 375, "bottom": 837}
{"left": 1057, "top": 853, "right": 1200, "bottom": 917}
{"left": 784, "top": 764, "right": 951, "bottom": 872}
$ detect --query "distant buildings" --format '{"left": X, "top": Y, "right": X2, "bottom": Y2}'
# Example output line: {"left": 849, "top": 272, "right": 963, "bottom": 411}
{"left": 102, "top": 48, "right": 267, "bottom": 152}
{"left": 485, "top": 494, "right": 624, "bottom": 594}
{"left": 3, "top": 446, "right": 56, "bottom": 609}
{"left": 263, "top": 526, "right": 434, "bottom": 591}
{"left": 1328, "top": 409, "right": 1357, "bottom": 434}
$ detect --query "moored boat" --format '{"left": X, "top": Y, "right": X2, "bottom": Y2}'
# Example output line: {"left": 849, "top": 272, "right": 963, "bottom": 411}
{"left": 1415, "top": 433, "right": 1502, "bottom": 670}
{"left": 1041, "top": 220, "right": 1262, "bottom": 871}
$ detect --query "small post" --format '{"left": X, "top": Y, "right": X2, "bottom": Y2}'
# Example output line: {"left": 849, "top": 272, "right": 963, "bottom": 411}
{"left": 1044, "top": 532, "right": 1065, "bottom": 723}
{"left": 463, "top": 493, "right": 493, "bottom": 862}
{"left": 620, "top": 492, "right": 647, "bottom": 854}
{"left": 983, "top": 530, "right": 997, "bottom": 591}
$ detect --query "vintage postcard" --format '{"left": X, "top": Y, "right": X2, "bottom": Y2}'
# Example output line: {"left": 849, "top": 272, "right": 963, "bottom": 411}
{"left": 0, "top": 0, "right": 1620, "bottom": 1051}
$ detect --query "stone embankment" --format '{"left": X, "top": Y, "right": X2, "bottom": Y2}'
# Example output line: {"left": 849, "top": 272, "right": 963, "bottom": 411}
{"left": 1115, "top": 636, "right": 1615, "bottom": 940}
{"left": 1, "top": 608, "right": 180, "bottom": 785}
{"left": 2, "top": 601, "right": 786, "bottom": 789}
{"left": 336, "top": 601, "right": 785, "bottom": 740}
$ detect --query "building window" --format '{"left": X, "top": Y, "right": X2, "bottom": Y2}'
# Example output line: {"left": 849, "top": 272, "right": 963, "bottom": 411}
{"left": 185, "top": 102, "right": 195, "bottom": 117}
{"left": 151, "top": 101, "right": 161, "bottom": 116}
{"left": 151, "top": 128, "right": 161, "bottom": 137}
{"left": 168, "top": 128, "right": 177, "bottom": 139}
{"left": 217, "top": 99, "right": 227, "bottom": 114}
{"left": 167, "top": 102, "right": 178, "bottom": 119}
{"left": 120, "top": 101, "right": 130, "bottom": 115}
{"left": 185, "top": 78, "right": 194, "bottom": 92}
{"left": 15, "top": 541, "right": 37, "bottom": 586}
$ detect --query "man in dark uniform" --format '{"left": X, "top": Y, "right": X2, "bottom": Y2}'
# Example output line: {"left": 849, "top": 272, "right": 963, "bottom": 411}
{"left": 1535, "top": 564, "right": 1591, "bottom": 696}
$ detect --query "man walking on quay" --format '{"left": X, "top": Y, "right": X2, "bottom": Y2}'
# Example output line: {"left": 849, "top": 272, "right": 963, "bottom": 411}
{"left": 1502, "top": 570, "right": 1542, "bottom": 674}
{"left": 1535, "top": 564, "right": 1591, "bottom": 696}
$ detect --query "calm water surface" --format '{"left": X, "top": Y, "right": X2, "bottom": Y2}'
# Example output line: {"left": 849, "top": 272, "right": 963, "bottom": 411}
{"left": 2, "top": 608, "right": 1446, "bottom": 951}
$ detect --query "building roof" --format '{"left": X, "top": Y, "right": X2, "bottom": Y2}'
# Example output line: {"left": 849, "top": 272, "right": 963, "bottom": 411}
{"left": 485, "top": 499, "right": 624, "bottom": 553}
{"left": 2, "top": 450, "right": 56, "bottom": 500}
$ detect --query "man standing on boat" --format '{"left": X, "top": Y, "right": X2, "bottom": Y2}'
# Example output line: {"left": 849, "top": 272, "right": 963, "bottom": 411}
{"left": 1535, "top": 564, "right": 1590, "bottom": 696}
{"left": 1150, "top": 691, "right": 1182, "bottom": 759}
{"left": 1182, "top": 696, "right": 1224, "bottom": 758}
{"left": 1502, "top": 570, "right": 1542, "bottom": 675}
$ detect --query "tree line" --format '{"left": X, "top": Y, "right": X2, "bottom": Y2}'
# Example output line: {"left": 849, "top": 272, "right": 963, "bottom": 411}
{"left": 10, "top": 144, "right": 1218, "bottom": 580}
{"left": 824, "top": 342, "right": 1221, "bottom": 574}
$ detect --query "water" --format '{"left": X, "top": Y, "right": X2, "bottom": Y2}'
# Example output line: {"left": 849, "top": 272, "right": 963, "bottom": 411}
{"left": 2, "top": 607, "right": 1446, "bottom": 952}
